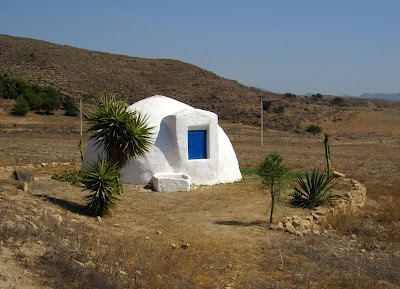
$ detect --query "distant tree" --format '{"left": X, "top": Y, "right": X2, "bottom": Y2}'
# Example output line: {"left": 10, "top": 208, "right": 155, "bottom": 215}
{"left": 12, "top": 97, "right": 30, "bottom": 116}
{"left": 332, "top": 97, "right": 344, "bottom": 106}
{"left": 284, "top": 92, "right": 297, "bottom": 98}
{"left": 258, "top": 153, "right": 289, "bottom": 223}
{"left": 306, "top": 124, "right": 323, "bottom": 135}
{"left": 273, "top": 105, "right": 285, "bottom": 113}
{"left": 62, "top": 97, "right": 79, "bottom": 116}
{"left": 23, "top": 88, "right": 43, "bottom": 110}
{"left": 41, "top": 86, "right": 60, "bottom": 113}
{"left": 0, "top": 78, "right": 4, "bottom": 98}
{"left": 262, "top": 100, "right": 272, "bottom": 111}
{"left": 312, "top": 93, "right": 323, "bottom": 100}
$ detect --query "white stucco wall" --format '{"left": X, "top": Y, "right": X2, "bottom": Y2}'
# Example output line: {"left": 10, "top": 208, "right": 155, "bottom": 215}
{"left": 83, "top": 95, "right": 242, "bottom": 186}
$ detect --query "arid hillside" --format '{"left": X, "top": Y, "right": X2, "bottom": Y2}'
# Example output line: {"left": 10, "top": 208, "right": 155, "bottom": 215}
{"left": 1, "top": 34, "right": 398, "bottom": 131}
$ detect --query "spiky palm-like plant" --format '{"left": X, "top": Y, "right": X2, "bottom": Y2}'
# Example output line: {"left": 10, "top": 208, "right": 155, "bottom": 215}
{"left": 82, "top": 155, "right": 122, "bottom": 216}
{"left": 87, "top": 94, "right": 153, "bottom": 169}
{"left": 84, "top": 94, "right": 153, "bottom": 216}
{"left": 291, "top": 170, "right": 339, "bottom": 209}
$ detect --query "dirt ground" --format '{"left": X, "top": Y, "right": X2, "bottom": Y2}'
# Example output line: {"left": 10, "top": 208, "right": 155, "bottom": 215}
{"left": 1, "top": 101, "right": 400, "bottom": 288}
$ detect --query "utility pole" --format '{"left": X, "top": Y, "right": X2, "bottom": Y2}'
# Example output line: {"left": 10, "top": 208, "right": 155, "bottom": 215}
{"left": 261, "top": 99, "right": 263, "bottom": 146}
{"left": 80, "top": 98, "right": 83, "bottom": 135}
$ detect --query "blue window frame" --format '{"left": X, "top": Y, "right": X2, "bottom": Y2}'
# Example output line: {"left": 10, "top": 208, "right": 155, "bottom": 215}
{"left": 188, "top": 130, "right": 207, "bottom": 159}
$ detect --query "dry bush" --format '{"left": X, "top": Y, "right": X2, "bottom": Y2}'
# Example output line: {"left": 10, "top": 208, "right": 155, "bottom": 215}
{"left": 0, "top": 195, "right": 216, "bottom": 289}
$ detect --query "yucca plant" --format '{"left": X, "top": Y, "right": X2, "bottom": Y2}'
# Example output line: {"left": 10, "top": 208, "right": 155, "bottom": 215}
{"left": 81, "top": 155, "right": 122, "bottom": 216}
{"left": 291, "top": 170, "right": 339, "bottom": 209}
{"left": 84, "top": 94, "right": 153, "bottom": 216}
{"left": 87, "top": 93, "right": 153, "bottom": 169}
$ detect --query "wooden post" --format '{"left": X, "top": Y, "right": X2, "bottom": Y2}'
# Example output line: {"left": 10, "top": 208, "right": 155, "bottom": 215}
{"left": 80, "top": 98, "right": 83, "bottom": 135}
{"left": 261, "top": 99, "right": 263, "bottom": 146}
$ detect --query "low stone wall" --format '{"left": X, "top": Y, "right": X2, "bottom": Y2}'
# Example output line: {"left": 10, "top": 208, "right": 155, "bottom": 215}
{"left": 270, "top": 174, "right": 367, "bottom": 237}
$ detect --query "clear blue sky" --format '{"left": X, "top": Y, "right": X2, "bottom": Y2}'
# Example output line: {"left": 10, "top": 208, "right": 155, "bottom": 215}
{"left": 1, "top": 0, "right": 399, "bottom": 96}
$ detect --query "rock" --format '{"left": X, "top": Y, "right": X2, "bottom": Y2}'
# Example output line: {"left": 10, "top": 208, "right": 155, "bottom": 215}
{"left": 282, "top": 216, "right": 292, "bottom": 223}
{"left": 299, "top": 219, "right": 311, "bottom": 230}
{"left": 311, "top": 211, "right": 320, "bottom": 220}
{"left": 333, "top": 171, "right": 346, "bottom": 178}
{"left": 292, "top": 216, "right": 301, "bottom": 226}
{"left": 285, "top": 222, "right": 297, "bottom": 234}
{"left": 393, "top": 251, "right": 400, "bottom": 258}
{"left": 28, "top": 221, "right": 37, "bottom": 230}
{"left": 171, "top": 243, "right": 177, "bottom": 249}
{"left": 294, "top": 230, "right": 304, "bottom": 237}
{"left": 269, "top": 223, "right": 284, "bottom": 231}
{"left": 17, "top": 182, "right": 29, "bottom": 192}
{"left": 361, "top": 249, "right": 367, "bottom": 253}
{"left": 41, "top": 163, "right": 49, "bottom": 167}
{"left": 97, "top": 216, "right": 102, "bottom": 223}
{"left": 312, "top": 229, "right": 321, "bottom": 236}
{"left": 277, "top": 222, "right": 284, "bottom": 230}
{"left": 11, "top": 170, "right": 34, "bottom": 182}
{"left": 156, "top": 231, "right": 162, "bottom": 234}
{"left": 53, "top": 214, "right": 62, "bottom": 224}
{"left": 181, "top": 243, "right": 190, "bottom": 249}
{"left": 314, "top": 208, "right": 327, "bottom": 216}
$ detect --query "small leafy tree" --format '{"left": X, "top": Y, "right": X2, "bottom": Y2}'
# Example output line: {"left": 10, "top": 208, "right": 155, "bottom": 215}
{"left": 306, "top": 124, "right": 322, "bottom": 135}
{"left": 23, "top": 89, "right": 43, "bottom": 110}
{"left": 257, "top": 153, "right": 289, "bottom": 223}
{"left": 262, "top": 100, "right": 272, "bottom": 111}
{"left": 62, "top": 97, "right": 79, "bottom": 116}
{"left": 332, "top": 97, "right": 344, "bottom": 106}
{"left": 12, "top": 97, "right": 30, "bottom": 116}
{"left": 41, "top": 86, "right": 60, "bottom": 114}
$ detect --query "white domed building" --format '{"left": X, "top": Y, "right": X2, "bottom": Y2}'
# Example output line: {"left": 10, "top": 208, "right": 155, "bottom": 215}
{"left": 83, "top": 95, "right": 242, "bottom": 191}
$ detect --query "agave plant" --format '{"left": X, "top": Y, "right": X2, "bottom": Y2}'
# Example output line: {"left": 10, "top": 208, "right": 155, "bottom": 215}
{"left": 291, "top": 170, "right": 339, "bottom": 208}
{"left": 87, "top": 93, "right": 153, "bottom": 169}
{"left": 81, "top": 155, "right": 122, "bottom": 216}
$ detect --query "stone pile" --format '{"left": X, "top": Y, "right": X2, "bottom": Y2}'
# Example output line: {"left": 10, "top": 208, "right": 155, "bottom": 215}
{"left": 270, "top": 173, "right": 367, "bottom": 237}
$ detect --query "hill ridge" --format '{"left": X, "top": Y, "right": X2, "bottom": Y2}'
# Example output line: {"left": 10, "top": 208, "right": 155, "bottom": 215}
{"left": 0, "top": 34, "right": 280, "bottom": 124}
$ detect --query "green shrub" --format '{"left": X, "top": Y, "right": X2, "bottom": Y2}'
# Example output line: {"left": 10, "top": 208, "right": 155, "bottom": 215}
{"left": 284, "top": 92, "right": 297, "bottom": 98}
{"left": 291, "top": 170, "right": 339, "bottom": 208}
{"left": 12, "top": 97, "right": 30, "bottom": 116}
{"left": 23, "top": 89, "right": 43, "bottom": 110}
{"left": 262, "top": 100, "right": 272, "bottom": 111}
{"left": 273, "top": 105, "right": 285, "bottom": 113}
{"left": 62, "top": 97, "right": 79, "bottom": 116}
{"left": 82, "top": 156, "right": 122, "bottom": 216}
{"left": 41, "top": 86, "right": 60, "bottom": 113}
{"left": 312, "top": 93, "right": 323, "bottom": 100}
{"left": 306, "top": 124, "right": 322, "bottom": 135}
{"left": 332, "top": 97, "right": 344, "bottom": 106}
{"left": 52, "top": 170, "right": 83, "bottom": 185}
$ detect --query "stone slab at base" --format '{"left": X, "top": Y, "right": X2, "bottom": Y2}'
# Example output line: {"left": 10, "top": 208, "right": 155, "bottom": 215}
{"left": 152, "top": 173, "right": 190, "bottom": 192}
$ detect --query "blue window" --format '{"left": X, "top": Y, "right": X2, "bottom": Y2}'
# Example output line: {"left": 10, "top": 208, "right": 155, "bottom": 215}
{"left": 188, "top": 130, "right": 207, "bottom": 159}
